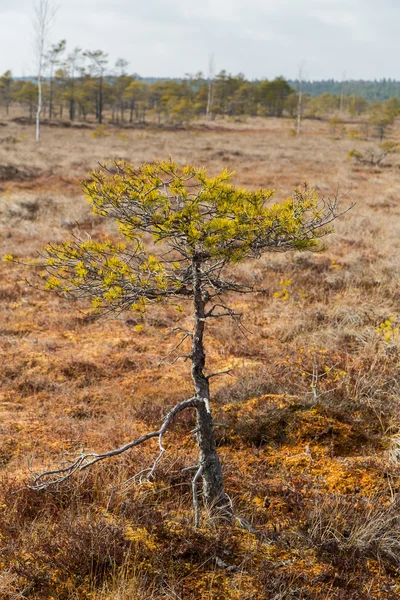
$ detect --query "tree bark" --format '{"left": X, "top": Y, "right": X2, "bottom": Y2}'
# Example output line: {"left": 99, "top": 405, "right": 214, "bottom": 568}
{"left": 36, "top": 73, "right": 42, "bottom": 141}
{"left": 191, "top": 257, "right": 230, "bottom": 516}
{"left": 69, "top": 78, "right": 75, "bottom": 121}
{"left": 49, "top": 65, "right": 54, "bottom": 119}
{"left": 98, "top": 75, "right": 103, "bottom": 124}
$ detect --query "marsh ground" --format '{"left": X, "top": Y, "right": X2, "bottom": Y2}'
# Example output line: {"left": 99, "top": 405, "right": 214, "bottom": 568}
{"left": 1, "top": 114, "right": 400, "bottom": 599}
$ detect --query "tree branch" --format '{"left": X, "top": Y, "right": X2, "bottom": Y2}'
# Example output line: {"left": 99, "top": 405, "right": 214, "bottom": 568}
{"left": 158, "top": 332, "right": 192, "bottom": 366}
{"left": 206, "top": 369, "right": 233, "bottom": 380}
{"left": 29, "top": 397, "right": 198, "bottom": 490}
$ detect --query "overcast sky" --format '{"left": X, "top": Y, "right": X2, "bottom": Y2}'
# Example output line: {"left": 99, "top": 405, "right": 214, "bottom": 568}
{"left": 0, "top": 0, "right": 398, "bottom": 80}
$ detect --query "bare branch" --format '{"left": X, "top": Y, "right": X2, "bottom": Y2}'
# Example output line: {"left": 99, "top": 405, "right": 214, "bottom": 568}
{"left": 158, "top": 332, "right": 192, "bottom": 366}
{"left": 30, "top": 397, "right": 198, "bottom": 490}
{"left": 170, "top": 327, "right": 193, "bottom": 337}
{"left": 206, "top": 369, "right": 233, "bottom": 380}
{"left": 160, "top": 354, "right": 193, "bottom": 366}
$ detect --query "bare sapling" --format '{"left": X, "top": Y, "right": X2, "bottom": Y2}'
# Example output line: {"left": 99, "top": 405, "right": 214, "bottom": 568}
{"left": 33, "top": 0, "right": 55, "bottom": 141}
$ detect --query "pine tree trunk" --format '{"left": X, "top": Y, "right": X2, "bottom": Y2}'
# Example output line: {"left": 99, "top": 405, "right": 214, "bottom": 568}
{"left": 98, "top": 75, "right": 103, "bottom": 125}
{"left": 69, "top": 80, "right": 75, "bottom": 121}
{"left": 49, "top": 68, "right": 54, "bottom": 119}
{"left": 191, "top": 257, "right": 230, "bottom": 515}
{"left": 36, "top": 74, "right": 42, "bottom": 141}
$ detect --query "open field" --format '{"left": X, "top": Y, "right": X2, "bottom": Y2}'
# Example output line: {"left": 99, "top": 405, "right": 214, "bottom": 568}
{"left": 1, "top": 115, "right": 400, "bottom": 598}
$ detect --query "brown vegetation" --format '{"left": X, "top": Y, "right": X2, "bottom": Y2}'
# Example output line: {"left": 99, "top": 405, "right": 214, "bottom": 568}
{"left": 1, "top": 114, "right": 400, "bottom": 598}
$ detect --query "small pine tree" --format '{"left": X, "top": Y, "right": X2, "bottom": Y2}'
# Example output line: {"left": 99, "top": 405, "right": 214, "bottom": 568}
{"left": 6, "top": 160, "right": 347, "bottom": 524}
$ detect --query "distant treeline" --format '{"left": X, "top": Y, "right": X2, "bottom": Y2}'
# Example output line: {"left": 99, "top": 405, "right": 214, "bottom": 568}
{"left": 288, "top": 79, "right": 400, "bottom": 102}
{"left": 14, "top": 75, "right": 400, "bottom": 103}
{"left": 1, "top": 41, "right": 400, "bottom": 128}
{"left": 140, "top": 78, "right": 400, "bottom": 103}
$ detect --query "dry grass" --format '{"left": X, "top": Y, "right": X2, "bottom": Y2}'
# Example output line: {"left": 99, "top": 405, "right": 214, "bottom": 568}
{"left": 1, "top": 112, "right": 400, "bottom": 598}
{"left": 307, "top": 493, "right": 400, "bottom": 569}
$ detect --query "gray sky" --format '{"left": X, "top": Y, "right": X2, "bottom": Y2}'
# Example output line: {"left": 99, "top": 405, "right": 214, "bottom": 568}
{"left": 0, "top": 0, "right": 398, "bottom": 80}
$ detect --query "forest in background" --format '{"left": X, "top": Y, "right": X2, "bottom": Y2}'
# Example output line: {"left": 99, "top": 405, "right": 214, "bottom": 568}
{"left": 1, "top": 40, "right": 400, "bottom": 129}
{"left": 288, "top": 79, "right": 400, "bottom": 102}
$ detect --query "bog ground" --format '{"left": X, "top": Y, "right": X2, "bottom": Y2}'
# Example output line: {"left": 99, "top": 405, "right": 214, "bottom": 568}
{"left": 1, "top": 115, "right": 400, "bottom": 599}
